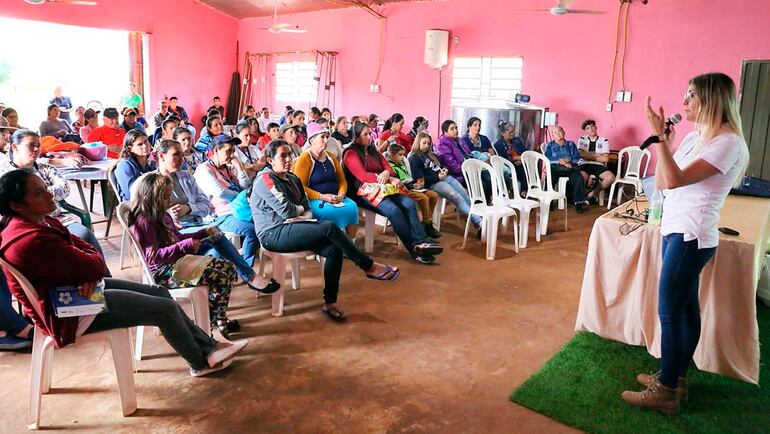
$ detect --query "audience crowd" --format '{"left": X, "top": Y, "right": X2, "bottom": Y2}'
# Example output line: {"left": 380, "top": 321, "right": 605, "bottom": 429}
{"left": 0, "top": 88, "right": 617, "bottom": 378}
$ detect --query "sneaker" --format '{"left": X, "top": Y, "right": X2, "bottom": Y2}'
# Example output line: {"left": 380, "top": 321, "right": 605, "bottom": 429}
{"left": 575, "top": 203, "right": 585, "bottom": 214}
{"left": 206, "top": 339, "right": 249, "bottom": 368}
{"left": 414, "top": 242, "right": 443, "bottom": 256}
{"left": 637, "top": 372, "right": 689, "bottom": 404}
{"left": 587, "top": 195, "right": 599, "bottom": 205}
{"left": 414, "top": 255, "right": 436, "bottom": 264}
{"left": 0, "top": 334, "right": 33, "bottom": 351}
{"left": 190, "top": 358, "right": 233, "bottom": 377}
{"left": 621, "top": 378, "right": 680, "bottom": 415}
{"left": 424, "top": 223, "right": 442, "bottom": 239}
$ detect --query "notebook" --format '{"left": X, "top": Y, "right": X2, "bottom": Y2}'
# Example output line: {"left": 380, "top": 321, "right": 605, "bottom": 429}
{"left": 49, "top": 281, "right": 107, "bottom": 318}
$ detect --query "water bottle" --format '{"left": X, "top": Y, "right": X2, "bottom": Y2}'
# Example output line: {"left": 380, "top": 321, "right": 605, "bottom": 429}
{"left": 648, "top": 191, "right": 663, "bottom": 226}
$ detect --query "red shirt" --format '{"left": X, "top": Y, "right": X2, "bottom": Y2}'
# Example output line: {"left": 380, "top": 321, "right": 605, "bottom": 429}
{"left": 379, "top": 129, "right": 414, "bottom": 154}
{"left": 0, "top": 216, "right": 108, "bottom": 348}
{"left": 258, "top": 134, "right": 271, "bottom": 150}
{"left": 342, "top": 145, "right": 395, "bottom": 184}
{"left": 88, "top": 125, "right": 126, "bottom": 158}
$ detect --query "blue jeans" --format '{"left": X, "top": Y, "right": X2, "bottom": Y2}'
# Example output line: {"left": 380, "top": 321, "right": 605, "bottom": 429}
{"left": 353, "top": 193, "right": 429, "bottom": 255}
{"left": 658, "top": 233, "right": 716, "bottom": 388}
{"left": 213, "top": 214, "right": 259, "bottom": 266}
{"left": 430, "top": 177, "right": 482, "bottom": 226}
{"left": 197, "top": 236, "right": 255, "bottom": 282}
{"left": 0, "top": 273, "right": 30, "bottom": 335}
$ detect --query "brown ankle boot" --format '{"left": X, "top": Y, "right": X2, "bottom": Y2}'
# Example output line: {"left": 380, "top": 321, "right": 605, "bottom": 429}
{"left": 637, "top": 372, "right": 689, "bottom": 404}
{"left": 622, "top": 378, "right": 680, "bottom": 415}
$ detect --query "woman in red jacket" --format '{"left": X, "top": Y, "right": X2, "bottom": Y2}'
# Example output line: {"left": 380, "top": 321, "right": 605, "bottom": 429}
{"left": 0, "top": 169, "right": 246, "bottom": 377}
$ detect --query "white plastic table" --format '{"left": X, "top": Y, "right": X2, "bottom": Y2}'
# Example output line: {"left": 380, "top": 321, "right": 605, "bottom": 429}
{"left": 60, "top": 158, "right": 117, "bottom": 215}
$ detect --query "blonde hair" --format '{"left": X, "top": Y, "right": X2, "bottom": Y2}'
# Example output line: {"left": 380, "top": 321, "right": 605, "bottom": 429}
{"left": 411, "top": 131, "right": 441, "bottom": 165}
{"left": 127, "top": 173, "right": 174, "bottom": 247}
{"left": 690, "top": 72, "right": 749, "bottom": 186}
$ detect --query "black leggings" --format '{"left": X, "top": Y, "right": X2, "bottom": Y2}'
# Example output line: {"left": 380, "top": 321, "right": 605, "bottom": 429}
{"left": 259, "top": 221, "right": 375, "bottom": 304}
{"left": 85, "top": 278, "right": 218, "bottom": 371}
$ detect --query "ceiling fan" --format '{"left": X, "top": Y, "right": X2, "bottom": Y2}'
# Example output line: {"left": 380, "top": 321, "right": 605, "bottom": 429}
{"left": 256, "top": 0, "right": 307, "bottom": 34}
{"left": 24, "top": 0, "right": 99, "bottom": 5}
{"left": 527, "top": 0, "right": 605, "bottom": 15}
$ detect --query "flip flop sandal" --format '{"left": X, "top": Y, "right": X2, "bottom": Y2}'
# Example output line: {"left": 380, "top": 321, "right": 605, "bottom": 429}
{"left": 366, "top": 265, "right": 400, "bottom": 282}
{"left": 322, "top": 306, "right": 347, "bottom": 322}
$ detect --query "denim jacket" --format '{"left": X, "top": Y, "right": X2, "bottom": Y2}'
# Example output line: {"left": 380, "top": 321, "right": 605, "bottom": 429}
{"left": 544, "top": 140, "right": 580, "bottom": 165}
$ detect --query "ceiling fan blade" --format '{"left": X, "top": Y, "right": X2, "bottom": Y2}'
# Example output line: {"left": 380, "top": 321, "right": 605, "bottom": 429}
{"left": 557, "top": 0, "right": 576, "bottom": 8}
{"left": 520, "top": 9, "right": 553, "bottom": 12}
{"left": 53, "top": 0, "right": 99, "bottom": 4}
{"left": 568, "top": 9, "right": 606, "bottom": 14}
{"left": 281, "top": 29, "right": 307, "bottom": 33}
{"left": 272, "top": 23, "right": 291, "bottom": 29}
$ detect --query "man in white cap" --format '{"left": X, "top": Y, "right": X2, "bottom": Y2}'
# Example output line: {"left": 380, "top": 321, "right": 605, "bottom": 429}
{"left": 0, "top": 115, "right": 18, "bottom": 162}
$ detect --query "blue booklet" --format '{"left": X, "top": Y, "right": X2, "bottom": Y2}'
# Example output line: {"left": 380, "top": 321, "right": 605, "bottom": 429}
{"left": 49, "top": 281, "right": 107, "bottom": 318}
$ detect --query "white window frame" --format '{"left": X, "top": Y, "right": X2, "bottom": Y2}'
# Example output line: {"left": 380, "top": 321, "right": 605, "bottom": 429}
{"left": 275, "top": 61, "right": 317, "bottom": 103}
{"left": 451, "top": 57, "right": 523, "bottom": 105}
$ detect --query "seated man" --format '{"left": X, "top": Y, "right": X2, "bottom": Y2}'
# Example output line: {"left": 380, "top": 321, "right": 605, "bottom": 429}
{"left": 87, "top": 107, "right": 126, "bottom": 158}
{"left": 207, "top": 96, "right": 225, "bottom": 119}
{"left": 168, "top": 96, "right": 196, "bottom": 139}
{"left": 153, "top": 100, "right": 169, "bottom": 129}
{"left": 544, "top": 126, "right": 588, "bottom": 213}
{"left": 120, "top": 107, "right": 144, "bottom": 133}
{"left": 577, "top": 119, "right": 615, "bottom": 204}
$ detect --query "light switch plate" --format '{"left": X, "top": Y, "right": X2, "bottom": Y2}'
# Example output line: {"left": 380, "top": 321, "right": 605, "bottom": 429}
{"left": 623, "top": 91, "right": 632, "bottom": 102}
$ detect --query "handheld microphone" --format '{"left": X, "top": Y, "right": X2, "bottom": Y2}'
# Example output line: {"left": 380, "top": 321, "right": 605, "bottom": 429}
{"left": 640, "top": 113, "right": 682, "bottom": 150}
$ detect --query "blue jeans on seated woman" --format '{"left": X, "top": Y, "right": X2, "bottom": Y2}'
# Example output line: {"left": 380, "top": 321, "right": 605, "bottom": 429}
{"left": 353, "top": 193, "right": 430, "bottom": 255}
{"left": 213, "top": 214, "right": 259, "bottom": 266}
{"left": 430, "top": 176, "right": 482, "bottom": 227}
{"left": 657, "top": 233, "right": 716, "bottom": 388}
{"left": 194, "top": 234, "right": 255, "bottom": 282}
{"left": 0, "top": 273, "right": 31, "bottom": 337}
{"left": 309, "top": 197, "right": 359, "bottom": 229}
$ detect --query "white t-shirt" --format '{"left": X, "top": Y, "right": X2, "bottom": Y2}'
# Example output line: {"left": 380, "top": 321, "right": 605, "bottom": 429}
{"left": 576, "top": 135, "right": 610, "bottom": 166}
{"left": 234, "top": 144, "right": 261, "bottom": 165}
{"left": 661, "top": 131, "right": 748, "bottom": 249}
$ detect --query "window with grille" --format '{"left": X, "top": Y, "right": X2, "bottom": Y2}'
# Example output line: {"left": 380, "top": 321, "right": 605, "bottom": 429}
{"left": 275, "top": 61, "right": 317, "bottom": 102}
{"left": 451, "top": 57, "right": 523, "bottom": 105}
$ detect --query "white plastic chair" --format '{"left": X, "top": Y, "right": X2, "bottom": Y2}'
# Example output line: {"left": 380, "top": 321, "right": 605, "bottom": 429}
{"left": 107, "top": 166, "right": 133, "bottom": 270}
{"left": 607, "top": 146, "right": 651, "bottom": 209}
{"left": 115, "top": 203, "right": 211, "bottom": 361}
{"left": 460, "top": 159, "right": 518, "bottom": 260}
{"left": 490, "top": 156, "right": 541, "bottom": 248}
{"left": 258, "top": 248, "right": 325, "bottom": 317}
{"left": 0, "top": 257, "right": 136, "bottom": 430}
{"left": 521, "top": 150, "right": 568, "bottom": 235}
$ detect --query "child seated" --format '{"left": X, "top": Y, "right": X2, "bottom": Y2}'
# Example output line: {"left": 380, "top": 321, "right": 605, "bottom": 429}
{"left": 387, "top": 144, "right": 441, "bottom": 239}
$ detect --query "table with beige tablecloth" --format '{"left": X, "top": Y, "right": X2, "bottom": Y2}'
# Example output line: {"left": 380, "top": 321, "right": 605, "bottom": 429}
{"left": 575, "top": 195, "right": 770, "bottom": 384}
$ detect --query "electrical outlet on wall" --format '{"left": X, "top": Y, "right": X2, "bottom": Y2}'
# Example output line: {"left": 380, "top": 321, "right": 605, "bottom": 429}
{"left": 369, "top": 83, "right": 380, "bottom": 93}
{"left": 623, "top": 91, "right": 632, "bottom": 102}
{"left": 606, "top": 102, "right": 613, "bottom": 112}
{"left": 616, "top": 91, "right": 625, "bottom": 102}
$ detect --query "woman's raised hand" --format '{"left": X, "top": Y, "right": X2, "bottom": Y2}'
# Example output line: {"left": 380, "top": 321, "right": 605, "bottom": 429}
{"left": 645, "top": 95, "right": 666, "bottom": 137}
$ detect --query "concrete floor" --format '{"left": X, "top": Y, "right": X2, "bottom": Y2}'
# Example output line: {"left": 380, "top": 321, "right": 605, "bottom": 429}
{"left": 0, "top": 189, "right": 607, "bottom": 433}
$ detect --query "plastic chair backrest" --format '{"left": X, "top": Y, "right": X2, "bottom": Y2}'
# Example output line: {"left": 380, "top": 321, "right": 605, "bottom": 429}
{"left": 115, "top": 203, "right": 155, "bottom": 285}
{"left": 0, "top": 256, "right": 45, "bottom": 320}
{"left": 107, "top": 163, "right": 123, "bottom": 203}
{"left": 461, "top": 159, "right": 497, "bottom": 206}
{"left": 617, "top": 146, "right": 651, "bottom": 179}
{"left": 490, "top": 155, "right": 522, "bottom": 202}
{"left": 521, "top": 150, "right": 556, "bottom": 193}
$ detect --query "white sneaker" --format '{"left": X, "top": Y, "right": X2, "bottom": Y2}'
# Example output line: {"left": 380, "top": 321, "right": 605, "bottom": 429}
{"left": 190, "top": 358, "right": 233, "bottom": 377}
{"left": 206, "top": 339, "right": 249, "bottom": 368}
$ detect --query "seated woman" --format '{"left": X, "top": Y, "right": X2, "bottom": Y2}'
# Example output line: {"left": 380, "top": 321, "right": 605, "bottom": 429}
{"left": 245, "top": 116, "right": 263, "bottom": 147}
{"left": 332, "top": 116, "right": 352, "bottom": 146}
{"left": 310, "top": 117, "right": 343, "bottom": 161}
{"left": 407, "top": 116, "right": 428, "bottom": 140}
{"left": 250, "top": 139, "right": 400, "bottom": 322}
{"left": 2, "top": 107, "right": 23, "bottom": 130}
{"left": 343, "top": 123, "right": 444, "bottom": 264}
{"left": 194, "top": 115, "right": 225, "bottom": 153}
{"left": 409, "top": 132, "right": 483, "bottom": 235}
{"left": 115, "top": 130, "right": 156, "bottom": 202}
{"left": 493, "top": 120, "right": 528, "bottom": 195}
{"left": 173, "top": 126, "right": 204, "bottom": 171}
{"left": 79, "top": 108, "right": 99, "bottom": 144}
{"left": 38, "top": 104, "right": 70, "bottom": 139}
{"left": 0, "top": 169, "right": 246, "bottom": 377}
{"left": 434, "top": 119, "right": 493, "bottom": 197}
{"left": 293, "top": 123, "right": 358, "bottom": 236}
{"left": 376, "top": 113, "right": 414, "bottom": 153}
{"left": 193, "top": 136, "right": 260, "bottom": 267}
{"left": 461, "top": 117, "right": 493, "bottom": 161}
{"left": 386, "top": 143, "right": 441, "bottom": 239}
{"left": 0, "top": 129, "right": 106, "bottom": 259}
{"left": 233, "top": 121, "right": 267, "bottom": 180}
{"left": 290, "top": 110, "right": 307, "bottom": 147}
{"left": 128, "top": 173, "right": 278, "bottom": 339}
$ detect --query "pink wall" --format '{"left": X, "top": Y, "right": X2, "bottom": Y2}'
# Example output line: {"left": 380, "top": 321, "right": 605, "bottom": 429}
{"left": 0, "top": 0, "right": 238, "bottom": 130}
{"left": 238, "top": 0, "right": 770, "bottom": 158}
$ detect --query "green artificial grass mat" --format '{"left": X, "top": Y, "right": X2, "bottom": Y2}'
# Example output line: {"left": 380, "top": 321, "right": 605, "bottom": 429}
{"left": 510, "top": 304, "right": 770, "bottom": 434}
